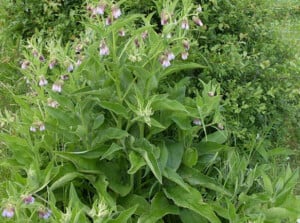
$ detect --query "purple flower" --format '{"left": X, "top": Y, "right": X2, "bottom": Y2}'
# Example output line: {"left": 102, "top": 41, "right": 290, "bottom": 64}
{"left": 39, "top": 76, "right": 48, "bottom": 87}
{"left": 39, "top": 55, "right": 45, "bottom": 62}
{"left": 99, "top": 40, "right": 109, "bottom": 56}
{"left": 193, "top": 16, "right": 203, "bottom": 26}
{"left": 181, "top": 19, "right": 189, "bottom": 30}
{"left": 32, "top": 50, "right": 39, "bottom": 57}
{"left": 112, "top": 5, "right": 121, "bottom": 19}
{"left": 23, "top": 195, "right": 35, "bottom": 204}
{"left": 61, "top": 74, "right": 69, "bottom": 81}
{"left": 38, "top": 208, "right": 52, "bottom": 219}
{"left": 67, "top": 64, "right": 74, "bottom": 72}
{"left": 21, "top": 60, "right": 30, "bottom": 69}
{"left": 2, "top": 206, "right": 14, "bottom": 218}
{"left": 181, "top": 51, "right": 189, "bottom": 60}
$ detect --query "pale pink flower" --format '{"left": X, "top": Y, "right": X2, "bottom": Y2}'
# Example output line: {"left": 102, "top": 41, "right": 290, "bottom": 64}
{"left": 52, "top": 80, "right": 63, "bottom": 93}
{"left": 141, "top": 31, "right": 148, "bottom": 40}
{"left": 197, "top": 4, "right": 203, "bottom": 12}
{"left": 47, "top": 98, "right": 59, "bottom": 108}
{"left": 21, "top": 60, "right": 30, "bottom": 69}
{"left": 166, "top": 51, "right": 175, "bottom": 61}
{"left": 67, "top": 64, "right": 74, "bottom": 72}
{"left": 76, "top": 59, "right": 82, "bottom": 66}
{"left": 181, "top": 51, "right": 189, "bottom": 60}
{"left": 39, "top": 76, "right": 48, "bottom": 86}
{"left": 193, "top": 118, "right": 202, "bottom": 126}
{"left": 118, "top": 28, "right": 126, "bottom": 37}
{"left": 30, "top": 126, "right": 36, "bottom": 132}
{"left": 193, "top": 16, "right": 203, "bottom": 26}
{"left": 181, "top": 19, "right": 189, "bottom": 30}
{"left": 49, "top": 59, "right": 57, "bottom": 69}
{"left": 99, "top": 40, "right": 109, "bottom": 56}
{"left": 95, "top": 4, "right": 106, "bottom": 15}
{"left": 112, "top": 5, "right": 121, "bottom": 19}
{"left": 38, "top": 208, "right": 52, "bottom": 219}
{"left": 160, "top": 55, "right": 171, "bottom": 68}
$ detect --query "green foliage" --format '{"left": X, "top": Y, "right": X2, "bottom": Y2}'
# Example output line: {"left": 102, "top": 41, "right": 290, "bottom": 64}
{"left": 0, "top": 0, "right": 299, "bottom": 222}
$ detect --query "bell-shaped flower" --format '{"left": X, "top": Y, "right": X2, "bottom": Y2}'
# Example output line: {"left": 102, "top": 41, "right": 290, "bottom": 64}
{"left": 99, "top": 40, "right": 109, "bottom": 56}
{"left": 112, "top": 5, "right": 121, "bottom": 19}
{"left": 39, "top": 76, "right": 48, "bottom": 87}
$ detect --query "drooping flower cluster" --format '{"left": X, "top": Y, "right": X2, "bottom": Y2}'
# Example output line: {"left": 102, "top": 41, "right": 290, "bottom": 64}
{"left": 30, "top": 121, "right": 46, "bottom": 132}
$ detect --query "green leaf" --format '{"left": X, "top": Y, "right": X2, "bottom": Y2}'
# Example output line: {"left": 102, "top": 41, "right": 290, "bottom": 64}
{"left": 180, "top": 209, "right": 209, "bottom": 223}
{"left": 202, "top": 130, "right": 228, "bottom": 144}
{"left": 166, "top": 142, "right": 184, "bottom": 171}
{"left": 92, "top": 175, "right": 116, "bottom": 209}
{"left": 182, "top": 147, "right": 198, "bottom": 167}
{"left": 164, "top": 185, "right": 221, "bottom": 223}
{"left": 101, "top": 159, "right": 132, "bottom": 196}
{"left": 50, "top": 172, "right": 85, "bottom": 191}
{"left": 197, "top": 141, "right": 231, "bottom": 155}
{"left": 93, "top": 128, "right": 129, "bottom": 145}
{"left": 92, "top": 114, "right": 105, "bottom": 130}
{"left": 264, "top": 207, "right": 296, "bottom": 220}
{"left": 160, "top": 63, "right": 207, "bottom": 80}
{"left": 119, "top": 194, "right": 150, "bottom": 216}
{"left": 106, "top": 205, "right": 138, "bottom": 223}
{"left": 128, "top": 151, "right": 146, "bottom": 174}
{"left": 138, "top": 192, "right": 179, "bottom": 223}
{"left": 179, "top": 166, "right": 232, "bottom": 196}
{"left": 133, "top": 139, "right": 162, "bottom": 184}
{"left": 97, "top": 101, "right": 129, "bottom": 119}
{"left": 101, "top": 143, "right": 124, "bottom": 160}
{"left": 163, "top": 167, "right": 190, "bottom": 192}
{"left": 152, "top": 98, "right": 188, "bottom": 113}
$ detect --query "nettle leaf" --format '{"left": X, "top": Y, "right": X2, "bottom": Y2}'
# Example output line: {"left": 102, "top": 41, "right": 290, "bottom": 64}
{"left": 165, "top": 142, "right": 184, "bottom": 171}
{"left": 119, "top": 194, "right": 150, "bottom": 216}
{"left": 93, "top": 128, "right": 129, "bottom": 146}
{"left": 179, "top": 166, "right": 232, "bottom": 197}
{"left": 92, "top": 175, "right": 116, "bottom": 209}
{"left": 152, "top": 97, "right": 188, "bottom": 113}
{"left": 133, "top": 139, "right": 162, "bottom": 184}
{"left": 97, "top": 100, "right": 129, "bottom": 119}
{"left": 138, "top": 192, "right": 179, "bottom": 223}
{"left": 105, "top": 205, "right": 138, "bottom": 223}
{"left": 101, "top": 159, "right": 132, "bottom": 197}
{"left": 50, "top": 172, "right": 86, "bottom": 191}
{"left": 101, "top": 143, "right": 124, "bottom": 160}
{"left": 202, "top": 130, "right": 228, "bottom": 144}
{"left": 164, "top": 185, "right": 221, "bottom": 223}
{"left": 128, "top": 151, "right": 146, "bottom": 174}
{"left": 163, "top": 167, "right": 190, "bottom": 192}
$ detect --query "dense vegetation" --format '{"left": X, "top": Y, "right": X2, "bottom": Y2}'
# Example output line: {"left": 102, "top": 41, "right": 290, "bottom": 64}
{"left": 0, "top": 0, "right": 299, "bottom": 222}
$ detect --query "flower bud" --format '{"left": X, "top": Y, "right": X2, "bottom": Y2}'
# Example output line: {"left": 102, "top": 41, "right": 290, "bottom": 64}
{"left": 118, "top": 28, "right": 126, "bottom": 37}
{"left": 182, "top": 40, "right": 190, "bottom": 51}
{"left": 193, "top": 16, "right": 203, "bottom": 26}
{"left": 52, "top": 80, "right": 64, "bottom": 93}
{"left": 49, "top": 59, "right": 57, "bottom": 69}
{"left": 47, "top": 98, "right": 59, "bottom": 108}
{"left": 160, "top": 11, "right": 169, "bottom": 25}
{"left": 159, "top": 55, "right": 171, "bottom": 68}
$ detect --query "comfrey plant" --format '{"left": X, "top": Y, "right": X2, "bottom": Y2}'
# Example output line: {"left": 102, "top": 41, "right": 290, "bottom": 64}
{"left": 2, "top": 0, "right": 299, "bottom": 222}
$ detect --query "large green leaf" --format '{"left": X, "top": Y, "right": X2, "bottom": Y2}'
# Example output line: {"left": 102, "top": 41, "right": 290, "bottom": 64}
{"left": 165, "top": 142, "right": 184, "bottom": 171}
{"left": 138, "top": 192, "right": 179, "bottom": 223}
{"left": 179, "top": 166, "right": 232, "bottom": 196}
{"left": 93, "top": 128, "right": 129, "bottom": 145}
{"left": 133, "top": 139, "right": 162, "bottom": 184}
{"left": 163, "top": 167, "right": 190, "bottom": 192}
{"left": 128, "top": 151, "right": 146, "bottom": 174}
{"left": 152, "top": 98, "right": 188, "bottom": 113}
{"left": 92, "top": 175, "right": 116, "bottom": 209}
{"left": 164, "top": 185, "right": 221, "bottom": 223}
{"left": 202, "top": 130, "right": 228, "bottom": 144}
{"left": 106, "top": 205, "right": 138, "bottom": 223}
{"left": 97, "top": 101, "right": 129, "bottom": 119}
